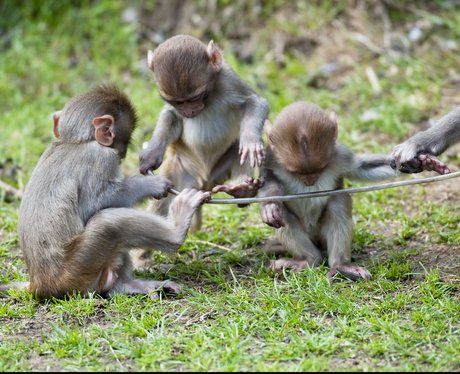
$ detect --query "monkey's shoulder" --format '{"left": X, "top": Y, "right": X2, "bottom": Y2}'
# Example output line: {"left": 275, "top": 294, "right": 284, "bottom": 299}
{"left": 215, "top": 65, "right": 263, "bottom": 103}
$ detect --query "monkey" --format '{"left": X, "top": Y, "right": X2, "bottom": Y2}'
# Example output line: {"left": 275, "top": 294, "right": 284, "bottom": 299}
{"left": 390, "top": 106, "right": 460, "bottom": 174}
{"left": 0, "top": 84, "right": 210, "bottom": 299}
{"left": 257, "top": 102, "right": 399, "bottom": 281}
{"left": 134, "top": 34, "right": 269, "bottom": 268}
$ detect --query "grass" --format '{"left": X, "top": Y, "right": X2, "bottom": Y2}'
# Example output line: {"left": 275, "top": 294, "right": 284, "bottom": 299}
{"left": 0, "top": 0, "right": 459, "bottom": 372}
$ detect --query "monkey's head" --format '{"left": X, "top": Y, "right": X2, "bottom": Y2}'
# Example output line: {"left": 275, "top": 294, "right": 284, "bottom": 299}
{"left": 53, "top": 84, "right": 138, "bottom": 159}
{"left": 267, "top": 102, "right": 338, "bottom": 186}
{"left": 147, "top": 34, "right": 223, "bottom": 118}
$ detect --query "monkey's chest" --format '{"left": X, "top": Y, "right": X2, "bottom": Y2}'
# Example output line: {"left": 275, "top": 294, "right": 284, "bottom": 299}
{"left": 281, "top": 172, "right": 337, "bottom": 225}
{"left": 181, "top": 111, "right": 241, "bottom": 165}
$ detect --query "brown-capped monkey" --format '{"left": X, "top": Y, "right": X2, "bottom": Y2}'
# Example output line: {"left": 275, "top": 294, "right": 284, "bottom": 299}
{"left": 135, "top": 34, "right": 269, "bottom": 268}
{"left": 259, "top": 102, "right": 399, "bottom": 281}
{"left": 0, "top": 84, "right": 210, "bottom": 299}
{"left": 390, "top": 106, "right": 460, "bottom": 174}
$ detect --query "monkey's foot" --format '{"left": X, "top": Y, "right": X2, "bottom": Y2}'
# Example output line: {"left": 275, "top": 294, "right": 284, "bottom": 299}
{"left": 130, "top": 249, "right": 156, "bottom": 272}
{"left": 212, "top": 178, "right": 263, "bottom": 198}
{"left": 269, "top": 258, "right": 311, "bottom": 273}
{"left": 263, "top": 238, "right": 288, "bottom": 255}
{"left": 170, "top": 188, "right": 211, "bottom": 218}
{"left": 327, "top": 264, "right": 371, "bottom": 281}
{"left": 114, "top": 279, "right": 182, "bottom": 300}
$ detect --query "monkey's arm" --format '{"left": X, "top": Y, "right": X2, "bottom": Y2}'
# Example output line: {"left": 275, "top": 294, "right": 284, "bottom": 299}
{"left": 239, "top": 94, "right": 269, "bottom": 168}
{"left": 259, "top": 168, "right": 286, "bottom": 228}
{"left": 102, "top": 175, "right": 173, "bottom": 208}
{"left": 340, "top": 145, "right": 399, "bottom": 181}
{"left": 390, "top": 107, "right": 460, "bottom": 174}
{"left": 139, "top": 108, "right": 183, "bottom": 174}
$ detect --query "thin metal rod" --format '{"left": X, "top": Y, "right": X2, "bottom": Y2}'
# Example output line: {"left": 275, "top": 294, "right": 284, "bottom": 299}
{"left": 206, "top": 170, "right": 460, "bottom": 205}
{"left": 148, "top": 169, "right": 460, "bottom": 205}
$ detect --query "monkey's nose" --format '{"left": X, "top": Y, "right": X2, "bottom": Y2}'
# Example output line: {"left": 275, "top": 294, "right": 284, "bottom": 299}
{"left": 301, "top": 174, "right": 319, "bottom": 186}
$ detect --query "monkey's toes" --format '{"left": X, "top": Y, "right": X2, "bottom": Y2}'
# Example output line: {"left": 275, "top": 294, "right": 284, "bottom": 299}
{"left": 161, "top": 280, "right": 182, "bottom": 294}
{"left": 269, "top": 258, "right": 309, "bottom": 273}
{"left": 330, "top": 265, "right": 372, "bottom": 281}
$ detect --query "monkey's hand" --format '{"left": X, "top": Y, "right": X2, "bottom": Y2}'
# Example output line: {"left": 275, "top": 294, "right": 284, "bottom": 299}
{"left": 391, "top": 141, "right": 419, "bottom": 169}
{"left": 170, "top": 188, "right": 211, "bottom": 220}
{"left": 417, "top": 154, "right": 450, "bottom": 174}
{"left": 261, "top": 202, "right": 285, "bottom": 228}
{"left": 390, "top": 153, "right": 450, "bottom": 174}
{"left": 148, "top": 175, "right": 174, "bottom": 200}
{"left": 239, "top": 137, "right": 266, "bottom": 168}
{"left": 139, "top": 146, "right": 165, "bottom": 175}
{"left": 212, "top": 178, "right": 263, "bottom": 198}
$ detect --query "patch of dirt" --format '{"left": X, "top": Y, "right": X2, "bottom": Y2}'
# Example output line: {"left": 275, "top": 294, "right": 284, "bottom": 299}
{"left": 357, "top": 170, "right": 460, "bottom": 281}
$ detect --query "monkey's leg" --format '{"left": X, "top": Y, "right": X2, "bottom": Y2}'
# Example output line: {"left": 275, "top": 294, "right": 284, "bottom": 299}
{"left": 61, "top": 189, "right": 208, "bottom": 298}
{"left": 321, "top": 194, "right": 371, "bottom": 281}
{"left": 108, "top": 254, "right": 181, "bottom": 299}
{"left": 133, "top": 158, "right": 200, "bottom": 270}
{"left": 270, "top": 211, "right": 323, "bottom": 273}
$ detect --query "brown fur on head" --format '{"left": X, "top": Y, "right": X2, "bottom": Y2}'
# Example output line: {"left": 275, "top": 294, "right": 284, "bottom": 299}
{"left": 267, "top": 102, "right": 338, "bottom": 184}
{"left": 57, "top": 83, "right": 138, "bottom": 158}
{"left": 147, "top": 35, "right": 223, "bottom": 118}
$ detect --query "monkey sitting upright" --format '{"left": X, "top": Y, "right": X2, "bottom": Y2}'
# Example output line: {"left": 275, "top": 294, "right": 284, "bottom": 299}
{"left": 258, "top": 102, "right": 400, "bottom": 281}
{"left": 134, "top": 34, "right": 269, "bottom": 268}
{"left": 1, "top": 84, "right": 210, "bottom": 299}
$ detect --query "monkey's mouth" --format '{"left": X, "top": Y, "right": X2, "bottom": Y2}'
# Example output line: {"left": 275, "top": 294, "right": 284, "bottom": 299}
{"left": 180, "top": 112, "right": 198, "bottom": 118}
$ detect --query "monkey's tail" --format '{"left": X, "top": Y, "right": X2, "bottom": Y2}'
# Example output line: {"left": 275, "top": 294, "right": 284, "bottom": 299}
{"left": 0, "top": 281, "right": 29, "bottom": 296}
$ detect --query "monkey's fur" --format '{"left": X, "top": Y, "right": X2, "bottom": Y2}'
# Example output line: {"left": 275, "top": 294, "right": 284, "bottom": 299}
{"left": 135, "top": 35, "right": 268, "bottom": 268}
{"left": 1, "top": 84, "right": 209, "bottom": 299}
{"left": 259, "top": 102, "right": 399, "bottom": 280}
{"left": 391, "top": 106, "right": 460, "bottom": 174}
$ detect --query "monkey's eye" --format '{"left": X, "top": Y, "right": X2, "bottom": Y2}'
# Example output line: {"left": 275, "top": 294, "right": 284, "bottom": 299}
{"left": 188, "top": 90, "right": 208, "bottom": 103}
{"left": 169, "top": 100, "right": 184, "bottom": 106}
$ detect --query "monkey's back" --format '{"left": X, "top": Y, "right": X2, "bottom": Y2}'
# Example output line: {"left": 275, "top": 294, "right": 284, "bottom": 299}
{"left": 18, "top": 141, "right": 119, "bottom": 278}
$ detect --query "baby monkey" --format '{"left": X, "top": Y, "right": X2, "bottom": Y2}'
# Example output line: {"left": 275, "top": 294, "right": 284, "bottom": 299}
{"left": 139, "top": 34, "right": 268, "bottom": 215}
{"left": 134, "top": 34, "right": 268, "bottom": 268}
{"left": 258, "top": 102, "right": 399, "bottom": 280}
{"left": 1, "top": 84, "right": 210, "bottom": 299}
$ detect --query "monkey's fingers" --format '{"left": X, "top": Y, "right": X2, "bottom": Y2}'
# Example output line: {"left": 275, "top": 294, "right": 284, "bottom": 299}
{"left": 160, "top": 280, "right": 182, "bottom": 295}
{"left": 255, "top": 145, "right": 266, "bottom": 167}
{"left": 239, "top": 145, "right": 249, "bottom": 166}
{"left": 419, "top": 154, "right": 450, "bottom": 175}
{"left": 271, "top": 258, "right": 309, "bottom": 273}
{"left": 262, "top": 203, "right": 285, "bottom": 228}
{"left": 247, "top": 148, "right": 257, "bottom": 168}
{"left": 391, "top": 143, "right": 418, "bottom": 165}
{"left": 200, "top": 191, "right": 212, "bottom": 204}
{"left": 211, "top": 184, "right": 230, "bottom": 194}
{"left": 399, "top": 157, "right": 423, "bottom": 173}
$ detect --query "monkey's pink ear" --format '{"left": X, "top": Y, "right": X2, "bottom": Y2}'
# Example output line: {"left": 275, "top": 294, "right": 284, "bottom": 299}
{"left": 329, "top": 111, "right": 339, "bottom": 140}
{"left": 92, "top": 115, "right": 115, "bottom": 147}
{"left": 52, "top": 110, "right": 62, "bottom": 139}
{"left": 329, "top": 111, "right": 338, "bottom": 124}
{"left": 147, "top": 50, "right": 154, "bottom": 70}
{"left": 207, "top": 40, "right": 223, "bottom": 72}
{"left": 264, "top": 120, "right": 274, "bottom": 143}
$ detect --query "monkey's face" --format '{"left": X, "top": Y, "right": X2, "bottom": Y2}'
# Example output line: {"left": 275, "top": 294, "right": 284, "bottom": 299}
{"left": 271, "top": 131, "right": 334, "bottom": 187}
{"left": 155, "top": 62, "right": 213, "bottom": 118}
{"left": 161, "top": 89, "right": 209, "bottom": 118}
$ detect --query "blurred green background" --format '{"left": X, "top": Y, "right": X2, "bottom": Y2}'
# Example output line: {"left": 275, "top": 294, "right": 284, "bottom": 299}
{"left": 0, "top": 1, "right": 459, "bottom": 371}
{"left": 1, "top": 0, "right": 459, "bottom": 190}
